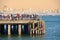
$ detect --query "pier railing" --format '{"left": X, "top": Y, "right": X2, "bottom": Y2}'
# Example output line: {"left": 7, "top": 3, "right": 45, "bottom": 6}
{"left": 0, "top": 18, "right": 39, "bottom": 21}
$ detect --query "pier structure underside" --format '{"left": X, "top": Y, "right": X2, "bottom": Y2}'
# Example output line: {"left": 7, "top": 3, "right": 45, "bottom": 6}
{"left": 0, "top": 20, "right": 45, "bottom": 35}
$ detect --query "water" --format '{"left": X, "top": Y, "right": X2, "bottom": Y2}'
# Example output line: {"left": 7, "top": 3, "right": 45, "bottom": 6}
{"left": 0, "top": 16, "right": 60, "bottom": 40}
{"left": 45, "top": 21, "right": 60, "bottom": 40}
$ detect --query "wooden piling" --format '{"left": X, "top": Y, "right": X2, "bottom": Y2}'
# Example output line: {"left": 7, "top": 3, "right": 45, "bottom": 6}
{"left": 8, "top": 24, "right": 11, "bottom": 35}
{"left": 18, "top": 24, "right": 21, "bottom": 35}
{"left": 33, "top": 22, "right": 34, "bottom": 34}
{"left": 36, "top": 30, "right": 38, "bottom": 35}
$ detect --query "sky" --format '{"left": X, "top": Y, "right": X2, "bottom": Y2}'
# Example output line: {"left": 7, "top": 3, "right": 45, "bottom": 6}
{"left": 0, "top": 0, "right": 60, "bottom": 11}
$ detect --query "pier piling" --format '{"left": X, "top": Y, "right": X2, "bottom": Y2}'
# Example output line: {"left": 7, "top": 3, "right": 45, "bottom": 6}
{"left": 18, "top": 24, "right": 21, "bottom": 35}
{"left": 8, "top": 24, "right": 11, "bottom": 35}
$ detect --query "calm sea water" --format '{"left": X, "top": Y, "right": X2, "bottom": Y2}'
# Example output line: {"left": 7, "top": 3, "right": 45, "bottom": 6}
{"left": 0, "top": 16, "right": 60, "bottom": 40}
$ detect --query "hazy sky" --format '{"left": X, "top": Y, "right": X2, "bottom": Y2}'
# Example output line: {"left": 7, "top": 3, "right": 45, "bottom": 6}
{"left": 0, "top": 0, "right": 60, "bottom": 10}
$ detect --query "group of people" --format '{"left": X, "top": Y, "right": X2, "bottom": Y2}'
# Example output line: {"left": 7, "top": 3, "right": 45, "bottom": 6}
{"left": 0, "top": 13, "right": 39, "bottom": 21}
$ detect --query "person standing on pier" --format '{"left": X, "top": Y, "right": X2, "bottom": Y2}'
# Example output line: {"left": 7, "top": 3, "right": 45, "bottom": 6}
{"left": 16, "top": 13, "right": 20, "bottom": 20}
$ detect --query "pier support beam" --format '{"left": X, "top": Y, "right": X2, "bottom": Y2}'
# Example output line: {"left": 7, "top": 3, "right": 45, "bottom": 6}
{"left": 33, "top": 23, "right": 34, "bottom": 34}
{"left": 42, "top": 21, "right": 45, "bottom": 34}
{"left": 38, "top": 21, "right": 40, "bottom": 27}
{"left": 38, "top": 30, "right": 40, "bottom": 34}
{"left": 29, "top": 24, "right": 32, "bottom": 35}
{"left": 18, "top": 24, "right": 21, "bottom": 35}
{"left": 8, "top": 24, "right": 11, "bottom": 35}
{"left": 36, "top": 30, "right": 38, "bottom": 34}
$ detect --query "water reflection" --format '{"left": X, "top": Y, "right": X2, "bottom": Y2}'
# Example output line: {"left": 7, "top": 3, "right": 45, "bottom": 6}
{"left": 7, "top": 35, "right": 45, "bottom": 40}
{"left": 8, "top": 35, "right": 11, "bottom": 40}
{"left": 30, "top": 35, "right": 45, "bottom": 40}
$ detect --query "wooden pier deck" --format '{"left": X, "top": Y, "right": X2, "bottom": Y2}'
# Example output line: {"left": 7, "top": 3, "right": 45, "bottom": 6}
{"left": 0, "top": 20, "right": 39, "bottom": 24}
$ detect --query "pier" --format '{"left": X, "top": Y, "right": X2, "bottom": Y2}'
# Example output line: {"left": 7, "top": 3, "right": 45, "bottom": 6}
{"left": 0, "top": 20, "right": 45, "bottom": 35}
{"left": 0, "top": 12, "right": 45, "bottom": 36}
